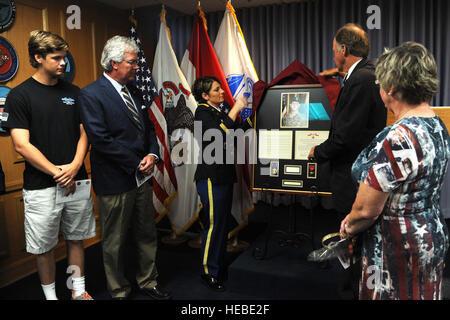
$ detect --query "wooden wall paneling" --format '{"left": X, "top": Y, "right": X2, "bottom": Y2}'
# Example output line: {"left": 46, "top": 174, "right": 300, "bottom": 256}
{"left": 432, "top": 107, "right": 450, "bottom": 127}
{"left": 0, "top": 190, "right": 26, "bottom": 287}
{"left": 0, "top": 191, "right": 26, "bottom": 258}
{"left": 386, "top": 107, "right": 450, "bottom": 127}
{"left": 42, "top": 8, "right": 49, "bottom": 31}
{"left": 2, "top": 2, "right": 46, "bottom": 89}
{"left": 16, "top": 0, "right": 60, "bottom": 33}
{"left": 0, "top": 138, "right": 24, "bottom": 193}
{"left": 0, "top": 197, "right": 9, "bottom": 259}
{"left": 93, "top": 21, "right": 108, "bottom": 78}
{"left": 90, "top": 22, "right": 97, "bottom": 80}
{"left": 61, "top": 9, "right": 95, "bottom": 88}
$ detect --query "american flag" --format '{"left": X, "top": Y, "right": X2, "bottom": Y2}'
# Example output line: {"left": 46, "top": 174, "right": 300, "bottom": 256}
{"left": 129, "top": 16, "right": 177, "bottom": 220}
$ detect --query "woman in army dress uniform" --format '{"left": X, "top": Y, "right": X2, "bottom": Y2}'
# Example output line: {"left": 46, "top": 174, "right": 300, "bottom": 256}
{"left": 192, "top": 76, "right": 252, "bottom": 292}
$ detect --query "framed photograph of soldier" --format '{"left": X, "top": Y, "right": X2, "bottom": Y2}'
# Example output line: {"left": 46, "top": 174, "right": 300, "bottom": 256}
{"left": 280, "top": 92, "right": 309, "bottom": 128}
{"left": 251, "top": 84, "right": 333, "bottom": 195}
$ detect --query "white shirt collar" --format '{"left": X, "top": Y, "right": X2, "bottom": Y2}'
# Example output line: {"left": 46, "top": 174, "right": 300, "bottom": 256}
{"left": 103, "top": 72, "right": 137, "bottom": 109}
{"left": 345, "top": 59, "right": 363, "bottom": 81}
{"left": 103, "top": 72, "right": 127, "bottom": 94}
{"left": 208, "top": 103, "right": 222, "bottom": 113}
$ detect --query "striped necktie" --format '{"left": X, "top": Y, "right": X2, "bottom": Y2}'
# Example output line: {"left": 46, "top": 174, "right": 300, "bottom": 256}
{"left": 121, "top": 86, "right": 144, "bottom": 131}
{"left": 341, "top": 74, "right": 348, "bottom": 87}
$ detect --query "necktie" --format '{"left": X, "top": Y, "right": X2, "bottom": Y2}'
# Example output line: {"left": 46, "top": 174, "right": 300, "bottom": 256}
{"left": 339, "top": 74, "right": 347, "bottom": 89}
{"left": 121, "top": 86, "right": 143, "bottom": 131}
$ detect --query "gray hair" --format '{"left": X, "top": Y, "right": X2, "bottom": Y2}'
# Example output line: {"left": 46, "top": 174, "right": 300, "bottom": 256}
{"left": 375, "top": 42, "right": 439, "bottom": 105}
{"left": 100, "top": 35, "right": 139, "bottom": 72}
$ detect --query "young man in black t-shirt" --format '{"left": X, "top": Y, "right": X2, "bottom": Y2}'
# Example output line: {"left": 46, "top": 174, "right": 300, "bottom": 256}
{"left": 3, "top": 30, "right": 95, "bottom": 300}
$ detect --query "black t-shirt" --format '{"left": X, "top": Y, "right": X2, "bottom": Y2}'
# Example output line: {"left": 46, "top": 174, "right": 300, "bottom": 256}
{"left": 3, "top": 77, "right": 88, "bottom": 190}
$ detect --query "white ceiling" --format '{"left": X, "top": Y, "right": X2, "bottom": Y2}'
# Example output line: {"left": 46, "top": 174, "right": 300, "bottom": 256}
{"left": 94, "top": 0, "right": 303, "bottom": 14}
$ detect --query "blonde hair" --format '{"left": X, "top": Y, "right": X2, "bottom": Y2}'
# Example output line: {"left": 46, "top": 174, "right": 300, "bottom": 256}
{"left": 28, "top": 30, "right": 68, "bottom": 68}
{"left": 375, "top": 42, "right": 438, "bottom": 105}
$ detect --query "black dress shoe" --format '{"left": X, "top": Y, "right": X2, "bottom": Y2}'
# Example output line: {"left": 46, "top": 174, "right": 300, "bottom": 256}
{"left": 141, "top": 285, "right": 172, "bottom": 300}
{"left": 200, "top": 274, "right": 225, "bottom": 292}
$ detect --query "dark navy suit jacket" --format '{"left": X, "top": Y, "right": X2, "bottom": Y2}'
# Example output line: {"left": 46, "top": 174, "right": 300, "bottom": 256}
{"left": 314, "top": 59, "right": 387, "bottom": 212}
{"left": 79, "top": 75, "right": 159, "bottom": 196}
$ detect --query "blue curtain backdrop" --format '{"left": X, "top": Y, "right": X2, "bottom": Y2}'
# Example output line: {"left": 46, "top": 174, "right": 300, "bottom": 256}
{"left": 163, "top": 0, "right": 450, "bottom": 106}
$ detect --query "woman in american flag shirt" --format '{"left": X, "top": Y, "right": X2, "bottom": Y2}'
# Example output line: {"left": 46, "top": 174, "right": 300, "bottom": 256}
{"left": 340, "top": 42, "right": 450, "bottom": 299}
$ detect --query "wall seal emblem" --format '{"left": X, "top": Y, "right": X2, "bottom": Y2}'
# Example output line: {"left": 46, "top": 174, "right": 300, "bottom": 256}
{"left": 0, "top": 36, "right": 18, "bottom": 82}
{"left": 0, "top": 0, "right": 16, "bottom": 33}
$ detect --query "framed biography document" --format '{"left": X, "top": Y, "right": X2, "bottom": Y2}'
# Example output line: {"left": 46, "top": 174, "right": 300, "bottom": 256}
{"left": 252, "top": 84, "right": 333, "bottom": 195}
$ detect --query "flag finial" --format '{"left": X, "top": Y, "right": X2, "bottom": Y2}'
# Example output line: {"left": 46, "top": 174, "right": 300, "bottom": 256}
{"left": 226, "top": 1, "right": 234, "bottom": 12}
{"left": 197, "top": 3, "right": 207, "bottom": 30}
{"left": 160, "top": 4, "right": 166, "bottom": 23}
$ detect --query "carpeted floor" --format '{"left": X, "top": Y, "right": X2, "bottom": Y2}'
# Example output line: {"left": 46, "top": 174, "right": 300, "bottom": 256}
{"left": 1, "top": 201, "right": 449, "bottom": 302}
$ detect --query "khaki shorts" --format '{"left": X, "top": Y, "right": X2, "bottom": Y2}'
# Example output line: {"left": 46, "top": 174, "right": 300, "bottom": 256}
{"left": 23, "top": 187, "right": 96, "bottom": 255}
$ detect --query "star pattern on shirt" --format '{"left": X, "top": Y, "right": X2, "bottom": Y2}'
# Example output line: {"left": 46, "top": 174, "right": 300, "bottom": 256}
{"left": 414, "top": 224, "right": 428, "bottom": 238}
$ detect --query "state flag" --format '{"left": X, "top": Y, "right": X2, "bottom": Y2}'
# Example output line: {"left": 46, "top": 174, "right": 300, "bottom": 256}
{"left": 153, "top": 7, "right": 201, "bottom": 235}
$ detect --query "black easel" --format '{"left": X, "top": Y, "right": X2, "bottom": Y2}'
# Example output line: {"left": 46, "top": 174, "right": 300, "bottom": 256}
{"left": 274, "top": 194, "right": 310, "bottom": 248}
{"left": 252, "top": 186, "right": 320, "bottom": 260}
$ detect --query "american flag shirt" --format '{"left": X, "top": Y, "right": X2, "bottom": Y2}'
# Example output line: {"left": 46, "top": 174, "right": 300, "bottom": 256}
{"left": 352, "top": 116, "right": 450, "bottom": 300}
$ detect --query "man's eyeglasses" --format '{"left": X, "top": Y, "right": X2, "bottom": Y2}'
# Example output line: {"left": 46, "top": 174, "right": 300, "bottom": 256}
{"left": 124, "top": 59, "right": 139, "bottom": 66}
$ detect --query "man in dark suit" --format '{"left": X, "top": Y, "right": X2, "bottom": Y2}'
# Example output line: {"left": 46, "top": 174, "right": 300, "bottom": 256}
{"left": 79, "top": 36, "right": 170, "bottom": 300}
{"left": 308, "top": 24, "right": 386, "bottom": 298}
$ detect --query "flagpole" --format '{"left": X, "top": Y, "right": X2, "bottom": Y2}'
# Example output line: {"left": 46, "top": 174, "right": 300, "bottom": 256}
{"left": 160, "top": 4, "right": 166, "bottom": 23}
{"left": 213, "top": 0, "right": 257, "bottom": 251}
{"left": 129, "top": 3, "right": 137, "bottom": 27}
{"left": 157, "top": 2, "right": 191, "bottom": 246}
{"left": 128, "top": 7, "right": 179, "bottom": 231}
{"left": 197, "top": 1, "right": 208, "bottom": 31}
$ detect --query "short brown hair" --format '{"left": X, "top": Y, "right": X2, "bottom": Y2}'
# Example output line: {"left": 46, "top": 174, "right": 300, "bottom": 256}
{"left": 28, "top": 30, "right": 68, "bottom": 68}
{"left": 335, "top": 23, "right": 370, "bottom": 58}
{"left": 192, "top": 76, "right": 221, "bottom": 102}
